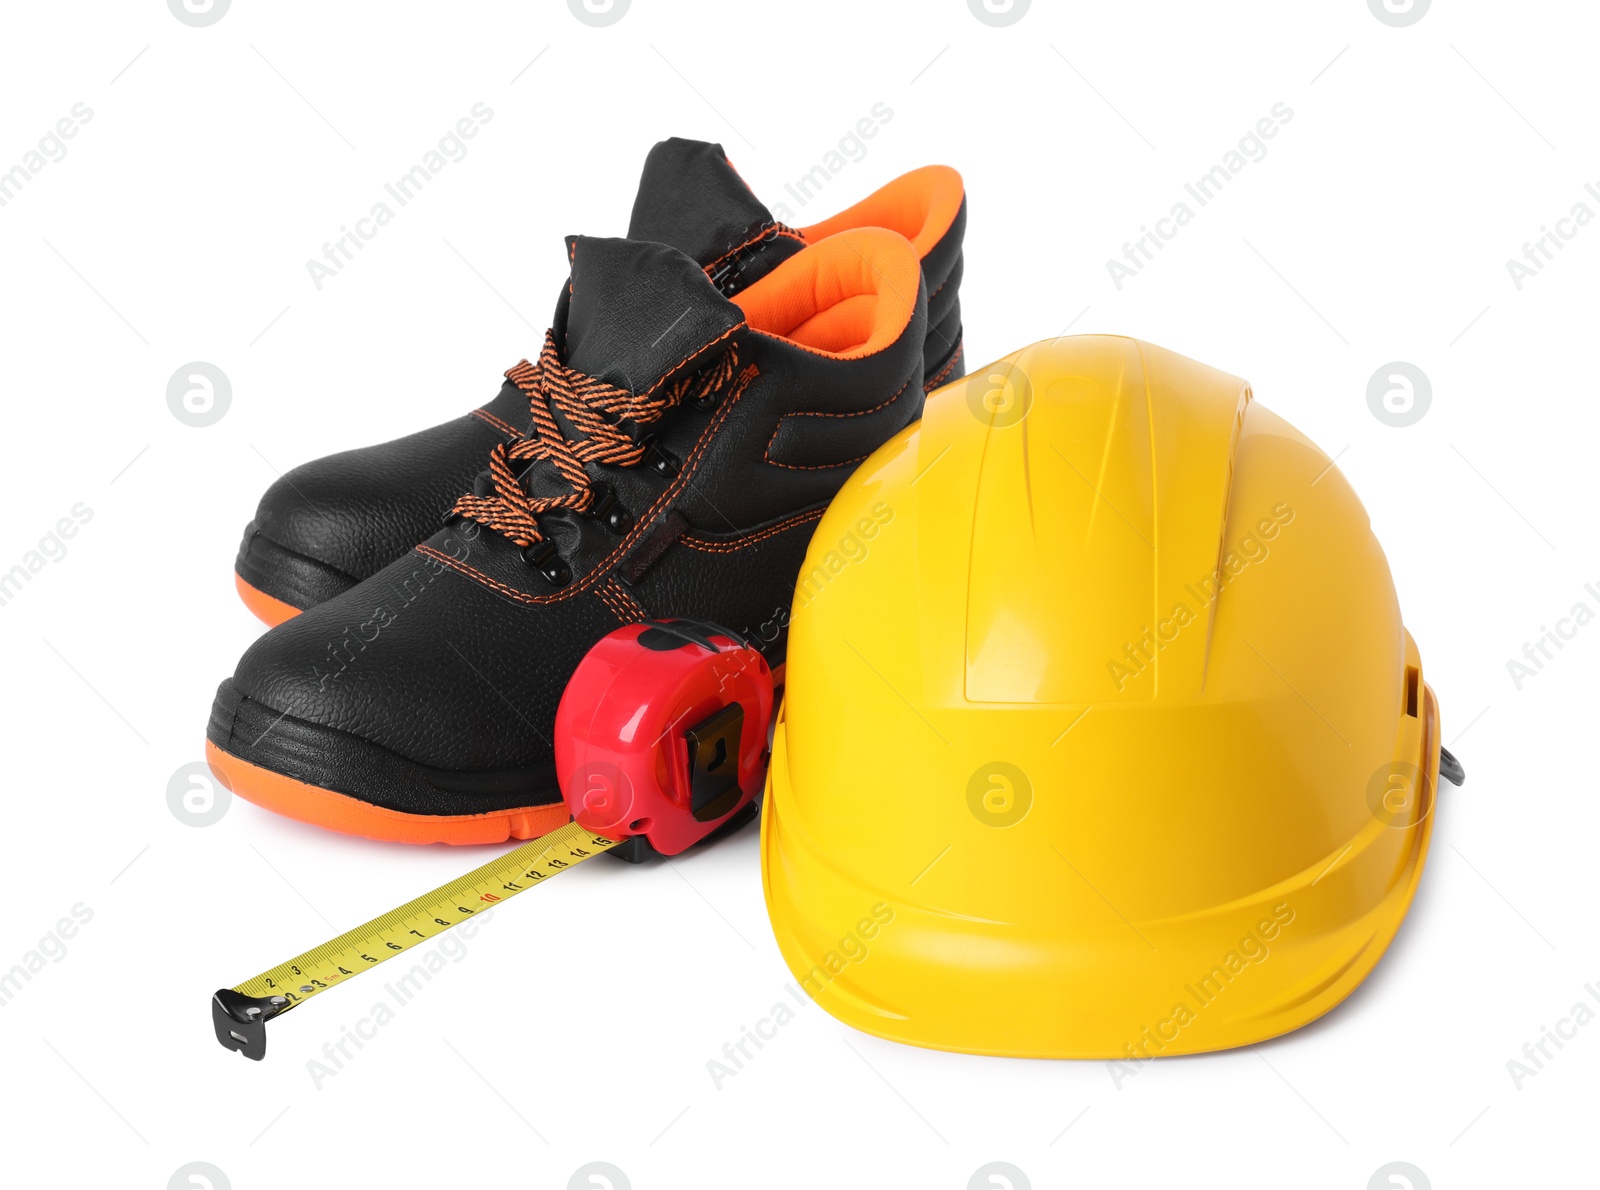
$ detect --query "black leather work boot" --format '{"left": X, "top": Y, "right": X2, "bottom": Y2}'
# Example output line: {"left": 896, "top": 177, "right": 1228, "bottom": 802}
{"left": 208, "top": 227, "right": 931, "bottom": 844}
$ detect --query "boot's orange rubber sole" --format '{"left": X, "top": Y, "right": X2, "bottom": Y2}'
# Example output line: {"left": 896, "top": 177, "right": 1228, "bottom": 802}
{"left": 234, "top": 573, "right": 304, "bottom": 628}
{"left": 205, "top": 740, "right": 573, "bottom": 845}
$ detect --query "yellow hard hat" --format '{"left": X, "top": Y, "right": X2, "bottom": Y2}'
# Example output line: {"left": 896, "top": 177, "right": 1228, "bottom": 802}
{"left": 761, "top": 335, "right": 1456, "bottom": 1058}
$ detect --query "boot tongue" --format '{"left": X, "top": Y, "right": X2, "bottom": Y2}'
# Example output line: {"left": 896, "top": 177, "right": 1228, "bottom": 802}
{"left": 628, "top": 138, "right": 804, "bottom": 294}
{"left": 561, "top": 235, "right": 745, "bottom": 398}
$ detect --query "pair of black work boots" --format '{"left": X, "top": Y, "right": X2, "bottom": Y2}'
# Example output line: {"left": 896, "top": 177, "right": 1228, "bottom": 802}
{"left": 207, "top": 138, "right": 966, "bottom": 846}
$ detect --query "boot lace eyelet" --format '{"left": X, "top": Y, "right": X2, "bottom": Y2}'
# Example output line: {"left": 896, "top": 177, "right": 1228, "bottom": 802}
{"left": 587, "top": 484, "right": 634, "bottom": 536}
{"left": 520, "top": 540, "right": 572, "bottom": 588}
{"left": 638, "top": 434, "right": 679, "bottom": 478}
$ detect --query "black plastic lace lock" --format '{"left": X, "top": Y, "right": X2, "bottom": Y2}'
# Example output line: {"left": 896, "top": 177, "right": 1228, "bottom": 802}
{"left": 520, "top": 539, "right": 572, "bottom": 588}
{"left": 588, "top": 484, "right": 634, "bottom": 535}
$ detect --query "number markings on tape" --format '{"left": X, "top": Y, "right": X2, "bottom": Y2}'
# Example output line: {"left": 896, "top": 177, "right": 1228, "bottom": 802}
{"left": 232, "top": 822, "right": 618, "bottom": 1010}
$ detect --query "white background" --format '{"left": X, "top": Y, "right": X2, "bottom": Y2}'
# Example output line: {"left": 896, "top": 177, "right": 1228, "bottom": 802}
{"left": 0, "top": 1, "right": 1594, "bottom": 1187}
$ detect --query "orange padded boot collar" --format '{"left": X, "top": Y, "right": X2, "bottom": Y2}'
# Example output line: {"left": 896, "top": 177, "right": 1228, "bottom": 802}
{"left": 798, "top": 164, "right": 964, "bottom": 260}
{"left": 732, "top": 227, "right": 919, "bottom": 360}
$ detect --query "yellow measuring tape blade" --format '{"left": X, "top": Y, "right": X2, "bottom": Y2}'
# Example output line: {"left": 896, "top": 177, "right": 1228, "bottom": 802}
{"left": 215, "top": 821, "right": 618, "bottom": 1058}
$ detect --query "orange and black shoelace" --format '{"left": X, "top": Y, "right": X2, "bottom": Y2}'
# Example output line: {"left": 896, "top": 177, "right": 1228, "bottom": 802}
{"left": 450, "top": 330, "right": 755, "bottom": 558}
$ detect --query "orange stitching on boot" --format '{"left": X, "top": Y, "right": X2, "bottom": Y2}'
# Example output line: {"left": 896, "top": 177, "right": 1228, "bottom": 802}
{"left": 603, "top": 578, "right": 648, "bottom": 620}
{"left": 415, "top": 544, "right": 581, "bottom": 608}
{"left": 602, "top": 579, "right": 645, "bottom": 621}
{"left": 762, "top": 373, "right": 914, "bottom": 469}
{"left": 595, "top": 585, "right": 623, "bottom": 621}
{"left": 924, "top": 340, "right": 964, "bottom": 392}
{"left": 763, "top": 453, "right": 873, "bottom": 472}
{"left": 702, "top": 222, "right": 805, "bottom": 280}
{"left": 595, "top": 582, "right": 631, "bottom": 623}
{"left": 469, "top": 408, "right": 524, "bottom": 438}
{"left": 774, "top": 374, "right": 912, "bottom": 425}
{"left": 680, "top": 508, "right": 826, "bottom": 553}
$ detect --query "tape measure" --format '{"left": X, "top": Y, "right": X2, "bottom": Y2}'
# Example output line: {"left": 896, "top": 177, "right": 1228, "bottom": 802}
{"left": 213, "top": 822, "right": 617, "bottom": 1058}
{"left": 213, "top": 619, "right": 775, "bottom": 1061}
